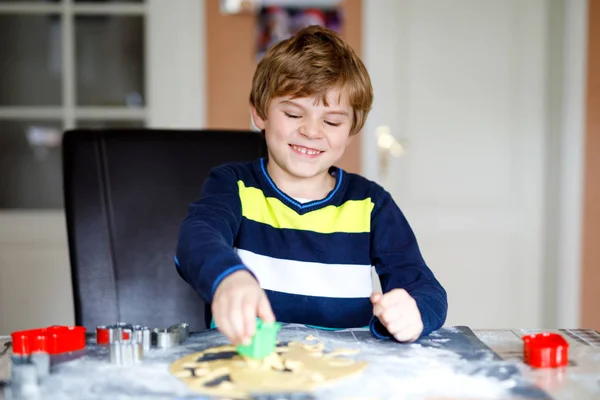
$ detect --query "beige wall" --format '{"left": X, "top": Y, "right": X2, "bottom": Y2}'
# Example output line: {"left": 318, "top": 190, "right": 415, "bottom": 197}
{"left": 205, "top": 0, "right": 362, "bottom": 174}
{"left": 581, "top": 0, "right": 600, "bottom": 330}
{"left": 0, "top": 211, "right": 73, "bottom": 333}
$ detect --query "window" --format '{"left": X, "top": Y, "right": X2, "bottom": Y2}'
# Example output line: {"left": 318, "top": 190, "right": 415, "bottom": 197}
{"left": 0, "top": 0, "right": 148, "bottom": 209}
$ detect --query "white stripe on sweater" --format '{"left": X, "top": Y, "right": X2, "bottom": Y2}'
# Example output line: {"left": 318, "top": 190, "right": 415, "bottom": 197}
{"left": 235, "top": 248, "right": 373, "bottom": 298}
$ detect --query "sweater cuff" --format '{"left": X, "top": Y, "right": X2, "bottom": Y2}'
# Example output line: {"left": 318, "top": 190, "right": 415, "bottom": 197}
{"left": 369, "top": 316, "right": 392, "bottom": 340}
{"left": 210, "top": 265, "right": 257, "bottom": 300}
{"left": 412, "top": 295, "right": 434, "bottom": 337}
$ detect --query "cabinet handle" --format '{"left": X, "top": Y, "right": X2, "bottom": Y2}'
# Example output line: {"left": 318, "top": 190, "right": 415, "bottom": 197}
{"left": 375, "top": 125, "right": 405, "bottom": 179}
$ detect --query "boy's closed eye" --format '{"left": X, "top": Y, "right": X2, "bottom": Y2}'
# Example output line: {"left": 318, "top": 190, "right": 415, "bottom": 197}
{"left": 283, "top": 111, "right": 342, "bottom": 127}
{"left": 284, "top": 111, "right": 301, "bottom": 119}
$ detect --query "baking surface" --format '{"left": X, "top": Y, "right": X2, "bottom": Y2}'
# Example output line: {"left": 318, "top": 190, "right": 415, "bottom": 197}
{"left": 475, "top": 329, "right": 600, "bottom": 400}
{"left": 0, "top": 325, "right": 599, "bottom": 399}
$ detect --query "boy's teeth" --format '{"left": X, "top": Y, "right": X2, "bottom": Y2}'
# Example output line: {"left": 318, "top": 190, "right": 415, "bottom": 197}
{"left": 293, "top": 145, "right": 320, "bottom": 155}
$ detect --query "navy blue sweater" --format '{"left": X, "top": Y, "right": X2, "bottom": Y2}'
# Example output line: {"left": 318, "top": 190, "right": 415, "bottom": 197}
{"left": 176, "top": 159, "right": 447, "bottom": 339}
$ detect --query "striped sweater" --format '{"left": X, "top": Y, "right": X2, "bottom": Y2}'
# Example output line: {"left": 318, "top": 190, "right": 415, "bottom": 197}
{"left": 175, "top": 158, "right": 447, "bottom": 338}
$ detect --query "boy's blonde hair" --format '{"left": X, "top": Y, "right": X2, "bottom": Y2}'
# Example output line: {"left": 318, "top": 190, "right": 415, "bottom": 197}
{"left": 250, "top": 25, "right": 373, "bottom": 135}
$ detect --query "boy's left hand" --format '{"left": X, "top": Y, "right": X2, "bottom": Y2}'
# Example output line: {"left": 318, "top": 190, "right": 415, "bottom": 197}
{"left": 371, "top": 289, "right": 424, "bottom": 343}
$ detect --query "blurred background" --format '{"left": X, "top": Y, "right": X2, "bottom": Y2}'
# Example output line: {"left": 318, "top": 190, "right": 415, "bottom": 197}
{"left": 0, "top": 0, "right": 597, "bottom": 334}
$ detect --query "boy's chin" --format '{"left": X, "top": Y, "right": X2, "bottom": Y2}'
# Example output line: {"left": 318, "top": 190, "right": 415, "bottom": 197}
{"left": 286, "top": 163, "right": 331, "bottom": 180}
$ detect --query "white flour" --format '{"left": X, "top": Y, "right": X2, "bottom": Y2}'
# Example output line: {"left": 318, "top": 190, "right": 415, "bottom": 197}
{"left": 39, "top": 346, "right": 515, "bottom": 400}
{"left": 316, "top": 341, "right": 516, "bottom": 400}
{"left": 33, "top": 356, "right": 189, "bottom": 400}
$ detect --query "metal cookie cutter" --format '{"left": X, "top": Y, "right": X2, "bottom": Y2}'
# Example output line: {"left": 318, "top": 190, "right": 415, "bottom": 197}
{"left": 10, "top": 362, "right": 39, "bottom": 398}
{"left": 109, "top": 340, "right": 143, "bottom": 366}
{"left": 132, "top": 325, "right": 152, "bottom": 352}
{"left": 104, "top": 322, "right": 147, "bottom": 365}
{"left": 167, "top": 323, "right": 190, "bottom": 343}
{"left": 10, "top": 351, "right": 50, "bottom": 396}
{"left": 151, "top": 329, "right": 179, "bottom": 349}
{"left": 29, "top": 352, "right": 50, "bottom": 380}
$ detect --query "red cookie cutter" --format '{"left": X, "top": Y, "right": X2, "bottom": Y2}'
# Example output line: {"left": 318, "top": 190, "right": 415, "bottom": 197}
{"left": 522, "top": 332, "right": 569, "bottom": 368}
{"left": 11, "top": 325, "right": 86, "bottom": 356}
{"left": 95, "top": 324, "right": 132, "bottom": 345}
{"left": 96, "top": 326, "right": 111, "bottom": 345}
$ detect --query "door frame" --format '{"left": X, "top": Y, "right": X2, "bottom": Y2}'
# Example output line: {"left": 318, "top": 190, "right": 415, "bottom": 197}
{"left": 551, "top": 0, "right": 588, "bottom": 329}
{"left": 360, "top": 0, "right": 588, "bottom": 329}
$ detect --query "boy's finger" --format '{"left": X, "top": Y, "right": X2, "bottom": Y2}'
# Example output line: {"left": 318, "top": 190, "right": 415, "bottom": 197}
{"left": 393, "top": 325, "right": 419, "bottom": 343}
{"left": 386, "top": 316, "right": 411, "bottom": 337}
{"left": 373, "top": 303, "right": 384, "bottom": 317}
{"left": 370, "top": 292, "right": 383, "bottom": 304}
{"left": 379, "top": 304, "right": 403, "bottom": 325}
{"left": 228, "top": 298, "right": 245, "bottom": 345}
{"left": 241, "top": 301, "right": 256, "bottom": 345}
{"left": 214, "top": 299, "right": 234, "bottom": 342}
{"left": 379, "top": 289, "right": 407, "bottom": 308}
{"left": 257, "top": 293, "right": 275, "bottom": 323}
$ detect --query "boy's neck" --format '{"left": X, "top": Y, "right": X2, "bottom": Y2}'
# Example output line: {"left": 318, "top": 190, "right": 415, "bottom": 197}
{"left": 266, "top": 160, "right": 336, "bottom": 201}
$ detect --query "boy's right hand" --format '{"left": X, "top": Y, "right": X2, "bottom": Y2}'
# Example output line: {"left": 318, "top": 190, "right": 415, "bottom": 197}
{"left": 211, "top": 270, "right": 275, "bottom": 346}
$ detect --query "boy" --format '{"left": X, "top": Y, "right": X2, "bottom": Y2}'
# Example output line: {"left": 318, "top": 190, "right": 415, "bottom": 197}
{"left": 175, "top": 25, "right": 447, "bottom": 346}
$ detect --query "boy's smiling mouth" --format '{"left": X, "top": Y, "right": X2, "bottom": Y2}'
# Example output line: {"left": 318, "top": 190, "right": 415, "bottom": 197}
{"left": 289, "top": 144, "right": 324, "bottom": 157}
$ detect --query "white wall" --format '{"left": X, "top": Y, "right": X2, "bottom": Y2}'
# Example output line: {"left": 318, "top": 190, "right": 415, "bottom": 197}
{"left": 0, "top": 211, "right": 74, "bottom": 332}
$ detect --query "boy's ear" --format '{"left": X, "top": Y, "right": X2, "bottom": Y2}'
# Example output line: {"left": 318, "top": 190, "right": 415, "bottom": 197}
{"left": 250, "top": 106, "right": 266, "bottom": 130}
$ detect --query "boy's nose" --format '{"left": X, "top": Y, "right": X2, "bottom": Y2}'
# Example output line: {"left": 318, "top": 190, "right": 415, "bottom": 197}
{"left": 299, "top": 120, "right": 322, "bottom": 139}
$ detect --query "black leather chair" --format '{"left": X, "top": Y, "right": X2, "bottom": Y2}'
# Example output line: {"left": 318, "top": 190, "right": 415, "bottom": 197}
{"left": 62, "top": 129, "right": 266, "bottom": 332}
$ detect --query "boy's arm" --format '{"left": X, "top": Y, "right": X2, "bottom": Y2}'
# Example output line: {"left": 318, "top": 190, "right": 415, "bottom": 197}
{"left": 369, "top": 189, "right": 448, "bottom": 339}
{"left": 175, "top": 165, "right": 256, "bottom": 304}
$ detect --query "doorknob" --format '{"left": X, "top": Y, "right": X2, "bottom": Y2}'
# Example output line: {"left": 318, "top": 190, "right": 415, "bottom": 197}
{"left": 375, "top": 126, "right": 405, "bottom": 179}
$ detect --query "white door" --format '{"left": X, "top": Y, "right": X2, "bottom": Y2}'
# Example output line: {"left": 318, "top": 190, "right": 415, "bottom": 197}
{"left": 363, "top": 0, "right": 549, "bottom": 329}
{"left": 0, "top": 0, "right": 204, "bottom": 334}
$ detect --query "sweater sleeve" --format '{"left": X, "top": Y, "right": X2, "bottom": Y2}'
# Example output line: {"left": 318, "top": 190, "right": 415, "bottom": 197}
{"left": 175, "top": 165, "right": 256, "bottom": 304}
{"left": 368, "top": 188, "right": 448, "bottom": 339}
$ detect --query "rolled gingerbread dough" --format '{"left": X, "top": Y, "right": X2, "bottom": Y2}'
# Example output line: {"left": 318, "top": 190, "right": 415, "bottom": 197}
{"left": 169, "top": 340, "right": 368, "bottom": 399}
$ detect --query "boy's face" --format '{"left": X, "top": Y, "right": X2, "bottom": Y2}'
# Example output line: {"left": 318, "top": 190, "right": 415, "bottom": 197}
{"left": 251, "top": 87, "right": 353, "bottom": 180}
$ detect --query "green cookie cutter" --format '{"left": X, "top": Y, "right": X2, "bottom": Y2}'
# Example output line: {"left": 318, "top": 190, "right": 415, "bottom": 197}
{"left": 236, "top": 319, "right": 282, "bottom": 360}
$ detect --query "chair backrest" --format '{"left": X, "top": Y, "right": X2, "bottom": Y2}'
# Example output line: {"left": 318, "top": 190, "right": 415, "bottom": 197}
{"left": 62, "top": 129, "right": 266, "bottom": 332}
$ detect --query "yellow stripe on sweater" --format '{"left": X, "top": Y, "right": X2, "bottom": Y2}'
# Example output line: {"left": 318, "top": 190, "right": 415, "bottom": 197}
{"left": 238, "top": 181, "right": 374, "bottom": 234}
